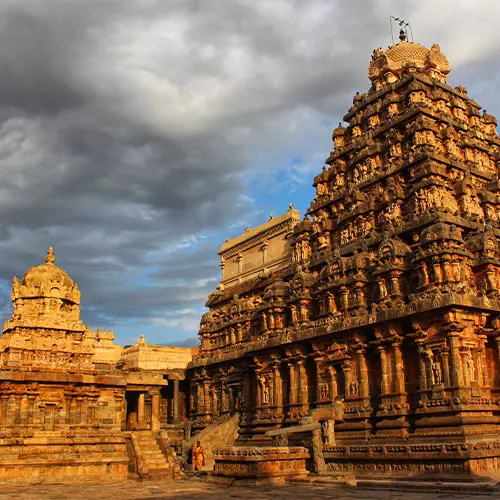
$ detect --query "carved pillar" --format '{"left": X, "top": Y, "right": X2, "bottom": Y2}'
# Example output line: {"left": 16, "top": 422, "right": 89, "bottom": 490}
{"left": 172, "top": 379, "right": 180, "bottom": 423}
{"left": 19, "top": 395, "right": 29, "bottom": 425}
{"left": 138, "top": 392, "right": 146, "bottom": 428}
{"left": 393, "top": 342, "right": 405, "bottom": 394}
{"left": 328, "top": 366, "right": 338, "bottom": 402}
{"left": 477, "top": 335, "right": 489, "bottom": 387}
{"left": 151, "top": 390, "right": 160, "bottom": 432}
{"left": 220, "top": 380, "right": 227, "bottom": 413}
{"left": 314, "top": 357, "right": 324, "bottom": 403}
{"left": 378, "top": 347, "right": 389, "bottom": 394}
{"left": 417, "top": 345, "right": 428, "bottom": 391}
{"left": 297, "top": 360, "right": 308, "bottom": 412}
{"left": 255, "top": 373, "right": 262, "bottom": 408}
{"left": 390, "top": 271, "right": 403, "bottom": 297}
{"left": 448, "top": 333, "right": 462, "bottom": 387}
{"left": 76, "top": 398, "right": 84, "bottom": 425}
{"left": 299, "top": 302, "right": 309, "bottom": 322}
{"left": 272, "top": 364, "right": 282, "bottom": 413}
{"left": 357, "top": 350, "right": 369, "bottom": 399}
{"left": 339, "top": 286, "right": 349, "bottom": 311}
{"left": 80, "top": 397, "right": 88, "bottom": 426}
{"left": 442, "top": 350, "right": 451, "bottom": 387}
{"left": 203, "top": 380, "right": 210, "bottom": 414}
{"left": 70, "top": 398, "right": 78, "bottom": 425}
{"left": 342, "top": 361, "right": 352, "bottom": 398}
{"left": 236, "top": 324, "right": 243, "bottom": 343}
{"left": 288, "top": 362, "right": 297, "bottom": 406}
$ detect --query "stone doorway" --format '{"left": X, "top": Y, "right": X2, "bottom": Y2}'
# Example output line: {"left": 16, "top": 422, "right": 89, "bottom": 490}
{"left": 125, "top": 392, "right": 139, "bottom": 430}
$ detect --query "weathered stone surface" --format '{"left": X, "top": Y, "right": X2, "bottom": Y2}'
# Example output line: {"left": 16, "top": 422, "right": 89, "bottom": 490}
{"left": 187, "top": 38, "right": 500, "bottom": 483}
{"left": 0, "top": 249, "right": 176, "bottom": 483}
{"left": 121, "top": 344, "right": 192, "bottom": 372}
{"left": 212, "top": 446, "right": 309, "bottom": 484}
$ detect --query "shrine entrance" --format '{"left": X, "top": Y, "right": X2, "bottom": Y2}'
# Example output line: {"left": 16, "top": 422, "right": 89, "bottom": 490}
{"left": 125, "top": 391, "right": 140, "bottom": 430}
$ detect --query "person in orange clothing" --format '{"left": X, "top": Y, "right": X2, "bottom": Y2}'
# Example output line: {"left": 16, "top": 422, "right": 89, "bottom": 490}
{"left": 192, "top": 441, "right": 205, "bottom": 471}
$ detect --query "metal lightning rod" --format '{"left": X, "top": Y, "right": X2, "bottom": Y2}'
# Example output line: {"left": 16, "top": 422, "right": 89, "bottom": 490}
{"left": 390, "top": 16, "right": 413, "bottom": 45}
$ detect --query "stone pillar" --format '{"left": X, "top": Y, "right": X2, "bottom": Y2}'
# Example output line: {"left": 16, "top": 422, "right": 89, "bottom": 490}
{"left": 151, "top": 391, "right": 160, "bottom": 432}
{"left": 70, "top": 398, "right": 78, "bottom": 424}
{"left": 328, "top": 366, "right": 338, "bottom": 402}
{"left": 357, "top": 350, "right": 369, "bottom": 399}
{"left": 417, "top": 345, "right": 428, "bottom": 391}
{"left": 342, "top": 361, "right": 352, "bottom": 398}
{"left": 173, "top": 379, "right": 180, "bottom": 423}
{"left": 19, "top": 395, "right": 29, "bottom": 425}
{"left": 256, "top": 373, "right": 262, "bottom": 408}
{"left": 442, "top": 350, "right": 451, "bottom": 387}
{"left": 80, "top": 397, "right": 88, "bottom": 425}
{"left": 314, "top": 358, "right": 324, "bottom": 403}
{"left": 297, "top": 360, "right": 308, "bottom": 410}
{"left": 474, "top": 347, "right": 484, "bottom": 387}
{"left": 379, "top": 347, "right": 389, "bottom": 394}
{"left": 272, "top": 365, "right": 282, "bottom": 412}
{"left": 339, "top": 286, "right": 349, "bottom": 311}
{"left": 477, "top": 335, "right": 489, "bottom": 387}
{"left": 393, "top": 343, "right": 405, "bottom": 394}
{"left": 448, "top": 334, "right": 462, "bottom": 387}
{"left": 288, "top": 362, "right": 297, "bottom": 405}
{"left": 138, "top": 392, "right": 146, "bottom": 428}
{"left": 203, "top": 380, "right": 210, "bottom": 414}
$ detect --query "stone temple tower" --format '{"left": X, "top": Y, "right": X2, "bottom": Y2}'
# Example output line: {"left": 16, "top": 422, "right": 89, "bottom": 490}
{"left": 189, "top": 38, "right": 500, "bottom": 482}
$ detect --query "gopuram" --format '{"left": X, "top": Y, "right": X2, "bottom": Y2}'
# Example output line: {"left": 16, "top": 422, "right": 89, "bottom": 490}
{"left": 187, "top": 36, "right": 500, "bottom": 484}
{"left": 0, "top": 248, "right": 192, "bottom": 483}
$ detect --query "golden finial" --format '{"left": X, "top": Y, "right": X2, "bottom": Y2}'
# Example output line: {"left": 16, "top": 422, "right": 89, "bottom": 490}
{"left": 45, "top": 247, "right": 56, "bottom": 264}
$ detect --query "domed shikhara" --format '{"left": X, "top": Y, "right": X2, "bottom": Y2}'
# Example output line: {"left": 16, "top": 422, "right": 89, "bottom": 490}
{"left": 368, "top": 41, "right": 451, "bottom": 86}
{"left": 13, "top": 247, "right": 81, "bottom": 304}
{"left": 4, "top": 247, "right": 85, "bottom": 333}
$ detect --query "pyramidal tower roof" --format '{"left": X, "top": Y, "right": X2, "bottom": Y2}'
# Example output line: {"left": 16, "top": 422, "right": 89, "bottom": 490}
{"left": 195, "top": 37, "right": 500, "bottom": 366}
{"left": 368, "top": 41, "right": 451, "bottom": 86}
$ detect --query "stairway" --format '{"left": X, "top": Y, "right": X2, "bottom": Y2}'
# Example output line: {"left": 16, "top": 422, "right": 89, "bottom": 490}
{"left": 130, "top": 431, "right": 172, "bottom": 481}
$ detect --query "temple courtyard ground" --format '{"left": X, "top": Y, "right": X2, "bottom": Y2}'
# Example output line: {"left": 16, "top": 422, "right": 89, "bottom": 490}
{"left": 0, "top": 479, "right": 495, "bottom": 500}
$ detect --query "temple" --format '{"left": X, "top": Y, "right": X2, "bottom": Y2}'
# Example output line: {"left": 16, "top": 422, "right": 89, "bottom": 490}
{"left": 187, "top": 39, "right": 500, "bottom": 483}
{"left": 2, "top": 36, "right": 500, "bottom": 487}
{"left": 0, "top": 248, "right": 192, "bottom": 483}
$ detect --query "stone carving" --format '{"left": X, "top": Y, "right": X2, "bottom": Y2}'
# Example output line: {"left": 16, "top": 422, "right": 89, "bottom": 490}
{"left": 192, "top": 38, "right": 500, "bottom": 484}
{"left": 0, "top": 248, "right": 175, "bottom": 483}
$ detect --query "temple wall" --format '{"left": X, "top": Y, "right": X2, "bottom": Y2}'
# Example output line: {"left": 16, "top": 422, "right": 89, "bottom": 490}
{"left": 218, "top": 208, "right": 300, "bottom": 288}
{"left": 121, "top": 344, "right": 192, "bottom": 371}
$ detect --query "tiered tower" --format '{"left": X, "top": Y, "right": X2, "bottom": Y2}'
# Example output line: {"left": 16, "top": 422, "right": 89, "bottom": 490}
{"left": 189, "top": 39, "right": 500, "bottom": 479}
{"left": 0, "top": 249, "right": 168, "bottom": 482}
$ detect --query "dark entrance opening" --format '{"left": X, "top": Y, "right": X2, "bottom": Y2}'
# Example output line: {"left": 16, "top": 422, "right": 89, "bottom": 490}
{"left": 125, "top": 392, "right": 139, "bottom": 430}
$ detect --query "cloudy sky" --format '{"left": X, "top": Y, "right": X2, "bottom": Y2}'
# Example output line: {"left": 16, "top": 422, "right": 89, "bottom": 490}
{"left": 0, "top": 0, "right": 498, "bottom": 347}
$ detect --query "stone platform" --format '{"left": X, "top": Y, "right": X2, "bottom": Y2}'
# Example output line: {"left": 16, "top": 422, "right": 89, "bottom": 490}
{"left": 212, "top": 446, "right": 309, "bottom": 485}
{"left": 0, "top": 433, "right": 128, "bottom": 483}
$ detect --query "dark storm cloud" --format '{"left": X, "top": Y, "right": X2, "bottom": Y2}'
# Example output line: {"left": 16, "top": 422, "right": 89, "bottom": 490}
{"left": 0, "top": 0, "right": 498, "bottom": 343}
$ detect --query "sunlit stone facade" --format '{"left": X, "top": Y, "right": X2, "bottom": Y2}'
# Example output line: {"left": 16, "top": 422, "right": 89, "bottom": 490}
{"left": 188, "top": 40, "right": 500, "bottom": 481}
{"left": 0, "top": 248, "right": 190, "bottom": 483}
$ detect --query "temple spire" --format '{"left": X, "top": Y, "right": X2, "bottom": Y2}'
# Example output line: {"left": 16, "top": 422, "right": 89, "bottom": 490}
{"left": 45, "top": 246, "right": 56, "bottom": 264}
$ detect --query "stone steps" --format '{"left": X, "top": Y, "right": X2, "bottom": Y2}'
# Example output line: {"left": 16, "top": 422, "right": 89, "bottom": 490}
{"left": 131, "top": 431, "right": 171, "bottom": 480}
